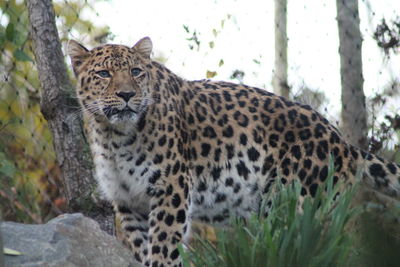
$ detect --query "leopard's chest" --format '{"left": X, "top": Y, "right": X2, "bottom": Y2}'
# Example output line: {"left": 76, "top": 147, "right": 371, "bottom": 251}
{"left": 91, "top": 136, "right": 154, "bottom": 208}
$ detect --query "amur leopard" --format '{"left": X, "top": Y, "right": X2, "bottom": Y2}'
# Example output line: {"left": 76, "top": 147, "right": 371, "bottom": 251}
{"left": 68, "top": 37, "right": 400, "bottom": 267}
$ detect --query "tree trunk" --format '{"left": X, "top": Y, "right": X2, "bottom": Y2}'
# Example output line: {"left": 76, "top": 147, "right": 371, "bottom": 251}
{"left": 27, "top": 0, "right": 114, "bottom": 234}
{"left": 336, "top": 0, "right": 368, "bottom": 149}
{"left": 273, "top": 0, "right": 289, "bottom": 99}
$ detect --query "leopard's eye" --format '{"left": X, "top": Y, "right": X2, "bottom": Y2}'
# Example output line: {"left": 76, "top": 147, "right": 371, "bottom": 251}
{"left": 96, "top": 70, "right": 111, "bottom": 78}
{"left": 131, "top": 68, "right": 142, "bottom": 77}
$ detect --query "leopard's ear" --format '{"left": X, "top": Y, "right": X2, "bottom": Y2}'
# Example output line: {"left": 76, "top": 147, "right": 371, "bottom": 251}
{"left": 67, "top": 40, "right": 89, "bottom": 76}
{"left": 132, "top": 37, "right": 152, "bottom": 59}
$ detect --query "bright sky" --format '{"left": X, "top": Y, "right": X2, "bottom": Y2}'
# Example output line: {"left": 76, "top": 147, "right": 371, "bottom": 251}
{"left": 81, "top": 0, "right": 400, "bottom": 119}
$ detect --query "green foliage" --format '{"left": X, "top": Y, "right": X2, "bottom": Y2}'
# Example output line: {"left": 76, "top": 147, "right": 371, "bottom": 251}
{"left": 182, "top": 25, "right": 200, "bottom": 51}
{"left": 0, "top": 151, "right": 15, "bottom": 178}
{"left": 0, "top": 0, "right": 109, "bottom": 223}
{"left": 13, "top": 49, "right": 33, "bottom": 62}
{"left": 183, "top": 14, "right": 231, "bottom": 79}
{"left": 182, "top": 174, "right": 358, "bottom": 267}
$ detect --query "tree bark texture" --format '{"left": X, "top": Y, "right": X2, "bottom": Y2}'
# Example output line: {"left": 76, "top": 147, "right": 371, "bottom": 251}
{"left": 336, "top": 0, "right": 368, "bottom": 149}
{"left": 273, "top": 0, "right": 289, "bottom": 99}
{"left": 27, "top": 0, "right": 114, "bottom": 234}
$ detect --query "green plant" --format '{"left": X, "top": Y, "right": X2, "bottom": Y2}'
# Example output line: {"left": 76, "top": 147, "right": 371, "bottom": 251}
{"left": 181, "top": 172, "right": 359, "bottom": 267}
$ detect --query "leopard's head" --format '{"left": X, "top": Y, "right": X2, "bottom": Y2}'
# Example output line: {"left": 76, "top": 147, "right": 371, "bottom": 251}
{"left": 68, "top": 37, "right": 154, "bottom": 125}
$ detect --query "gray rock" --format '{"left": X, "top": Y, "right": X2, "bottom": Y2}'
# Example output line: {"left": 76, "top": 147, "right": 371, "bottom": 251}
{"left": 0, "top": 220, "right": 4, "bottom": 267}
{"left": 1, "top": 213, "right": 144, "bottom": 267}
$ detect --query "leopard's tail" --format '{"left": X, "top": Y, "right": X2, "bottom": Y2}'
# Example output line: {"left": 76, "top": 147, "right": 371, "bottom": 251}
{"left": 354, "top": 145, "right": 400, "bottom": 199}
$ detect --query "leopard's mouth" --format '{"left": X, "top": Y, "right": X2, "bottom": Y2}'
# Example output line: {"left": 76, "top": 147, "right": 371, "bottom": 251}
{"left": 103, "top": 106, "right": 137, "bottom": 121}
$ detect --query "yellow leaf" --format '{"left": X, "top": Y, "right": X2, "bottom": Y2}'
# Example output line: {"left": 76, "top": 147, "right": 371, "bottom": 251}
{"left": 206, "top": 71, "right": 217, "bottom": 79}
{"left": 4, "top": 247, "right": 22, "bottom": 256}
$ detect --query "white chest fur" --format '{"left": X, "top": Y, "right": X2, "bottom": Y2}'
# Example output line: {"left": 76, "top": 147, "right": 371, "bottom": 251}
{"left": 90, "top": 128, "right": 153, "bottom": 210}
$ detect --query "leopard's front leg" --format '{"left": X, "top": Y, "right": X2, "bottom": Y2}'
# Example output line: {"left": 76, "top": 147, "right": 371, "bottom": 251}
{"left": 114, "top": 204, "right": 150, "bottom": 265}
{"left": 147, "top": 174, "right": 191, "bottom": 267}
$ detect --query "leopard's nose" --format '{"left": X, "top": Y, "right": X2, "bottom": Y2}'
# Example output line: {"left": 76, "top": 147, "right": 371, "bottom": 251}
{"left": 116, "top": 91, "right": 136, "bottom": 102}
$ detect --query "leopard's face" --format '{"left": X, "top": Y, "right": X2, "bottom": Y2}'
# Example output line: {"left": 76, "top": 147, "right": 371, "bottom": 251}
{"left": 68, "top": 38, "right": 154, "bottom": 125}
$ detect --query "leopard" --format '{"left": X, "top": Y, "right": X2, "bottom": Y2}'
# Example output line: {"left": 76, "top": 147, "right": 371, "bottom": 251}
{"left": 68, "top": 37, "right": 400, "bottom": 267}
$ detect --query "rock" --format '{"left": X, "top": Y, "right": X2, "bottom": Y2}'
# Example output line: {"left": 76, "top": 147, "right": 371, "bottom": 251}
{"left": 0, "top": 222, "right": 4, "bottom": 267}
{"left": 1, "top": 213, "right": 144, "bottom": 267}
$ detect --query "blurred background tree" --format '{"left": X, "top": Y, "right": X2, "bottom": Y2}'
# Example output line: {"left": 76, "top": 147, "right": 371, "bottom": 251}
{"left": 336, "top": 0, "right": 368, "bottom": 149}
{"left": 273, "top": 0, "right": 289, "bottom": 99}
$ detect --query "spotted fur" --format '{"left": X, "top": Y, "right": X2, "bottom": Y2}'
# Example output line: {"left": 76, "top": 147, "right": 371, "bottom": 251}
{"left": 68, "top": 37, "right": 400, "bottom": 267}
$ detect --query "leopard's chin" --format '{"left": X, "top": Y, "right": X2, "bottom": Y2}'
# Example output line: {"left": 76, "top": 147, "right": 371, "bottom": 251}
{"left": 106, "top": 107, "right": 139, "bottom": 124}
